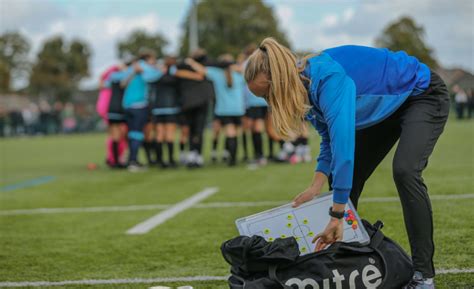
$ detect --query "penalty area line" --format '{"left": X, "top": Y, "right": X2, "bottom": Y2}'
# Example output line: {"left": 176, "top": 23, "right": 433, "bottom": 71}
{"left": 126, "top": 187, "right": 219, "bottom": 235}
{"left": 0, "top": 268, "right": 472, "bottom": 287}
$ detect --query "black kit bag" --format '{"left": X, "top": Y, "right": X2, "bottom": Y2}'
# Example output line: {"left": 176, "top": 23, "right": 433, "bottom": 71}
{"left": 221, "top": 220, "right": 413, "bottom": 289}
{"left": 178, "top": 79, "right": 215, "bottom": 111}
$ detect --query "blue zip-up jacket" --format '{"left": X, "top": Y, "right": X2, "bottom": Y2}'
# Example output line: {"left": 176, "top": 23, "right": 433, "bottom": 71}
{"left": 110, "top": 61, "right": 163, "bottom": 109}
{"left": 302, "top": 45, "right": 430, "bottom": 204}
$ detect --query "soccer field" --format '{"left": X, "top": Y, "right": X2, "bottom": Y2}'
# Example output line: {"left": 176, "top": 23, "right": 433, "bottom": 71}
{"left": 0, "top": 120, "right": 473, "bottom": 289}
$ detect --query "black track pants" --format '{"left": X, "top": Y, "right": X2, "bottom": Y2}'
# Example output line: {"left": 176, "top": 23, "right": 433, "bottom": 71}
{"left": 334, "top": 72, "right": 450, "bottom": 278}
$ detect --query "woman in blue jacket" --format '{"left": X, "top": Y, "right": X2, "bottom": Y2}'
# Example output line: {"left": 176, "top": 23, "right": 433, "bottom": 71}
{"left": 245, "top": 38, "right": 449, "bottom": 288}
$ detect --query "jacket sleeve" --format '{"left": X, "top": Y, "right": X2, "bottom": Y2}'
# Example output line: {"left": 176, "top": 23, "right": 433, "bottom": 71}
{"left": 109, "top": 70, "right": 128, "bottom": 82}
{"left": 314, "top": 118, "right": 332, "bottom": 177}
{"left": 139, "top": 61, "right": 164, "bottom": 82}
{"left": 316, "top": 73, "right": 356, "bottom": 204}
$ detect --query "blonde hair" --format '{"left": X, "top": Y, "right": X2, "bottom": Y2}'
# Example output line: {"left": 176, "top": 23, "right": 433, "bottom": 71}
{"left": 244, "top": 37, "right": 310, "bottom": 139}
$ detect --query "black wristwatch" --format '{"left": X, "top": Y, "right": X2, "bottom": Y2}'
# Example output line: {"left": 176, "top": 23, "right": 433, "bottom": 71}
{"left": 329, "top": 206, "right": 345, "bottom": 219}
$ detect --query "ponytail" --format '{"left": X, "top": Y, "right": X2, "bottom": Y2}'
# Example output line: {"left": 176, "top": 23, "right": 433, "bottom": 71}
{"left": 244, "top": 37, "right": 310, "bottom": 139}
{"left": 225, "top": 67, "right": 233, "bottom": 88}
{"left": 218, "top": 53, "right": 235, "bottom": 88}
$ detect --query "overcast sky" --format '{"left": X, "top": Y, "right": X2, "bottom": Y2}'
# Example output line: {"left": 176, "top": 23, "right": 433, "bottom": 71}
{"left": 1, "top": 0, "right": 472, "bottom": 89}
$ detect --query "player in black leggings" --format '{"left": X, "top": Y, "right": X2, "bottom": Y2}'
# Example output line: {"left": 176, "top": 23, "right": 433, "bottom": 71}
{"left": 148, "top": 56, "right": 181, "bottom": 168}
{"left": 176, "top": 49, "right": 214, "bottom": 168}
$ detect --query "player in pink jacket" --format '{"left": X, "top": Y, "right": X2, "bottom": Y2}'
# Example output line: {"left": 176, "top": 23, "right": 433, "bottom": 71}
{"left": 97, "top": 65, "right": 127, "bottom": 168}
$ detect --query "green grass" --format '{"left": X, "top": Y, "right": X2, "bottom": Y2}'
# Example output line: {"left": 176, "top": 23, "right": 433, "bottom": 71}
{"left": 0, "top": 119, "right": 473, "bottom": 288}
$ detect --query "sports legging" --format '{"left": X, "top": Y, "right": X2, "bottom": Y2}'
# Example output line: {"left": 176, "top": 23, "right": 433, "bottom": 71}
{"left": 183, "top": 102, "right": 209, "bottom": 154}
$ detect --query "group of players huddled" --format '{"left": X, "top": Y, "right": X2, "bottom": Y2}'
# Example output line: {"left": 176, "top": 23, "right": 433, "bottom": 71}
{"left": 96, "top": 45, "right": 312, "bottom": 171}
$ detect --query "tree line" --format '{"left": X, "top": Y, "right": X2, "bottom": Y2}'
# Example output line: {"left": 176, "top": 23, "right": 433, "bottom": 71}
{"left": 0, "top": 0, "right": 438, "bottom": 102}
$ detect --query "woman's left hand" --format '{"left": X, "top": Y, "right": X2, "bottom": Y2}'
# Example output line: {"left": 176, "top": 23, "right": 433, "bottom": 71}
{"left": 312, "top": 218, "right": 344, "bottom": 252}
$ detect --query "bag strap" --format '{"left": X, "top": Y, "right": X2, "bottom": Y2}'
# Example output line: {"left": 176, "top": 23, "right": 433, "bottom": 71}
{"left": 268, "top": 265, "right": 292, "bottom": 289}
{"left": 368, "top": 221, "right": 390, "bottom": 287}
{"left": 369, "top": 220, "right": 385, "bottom": 249}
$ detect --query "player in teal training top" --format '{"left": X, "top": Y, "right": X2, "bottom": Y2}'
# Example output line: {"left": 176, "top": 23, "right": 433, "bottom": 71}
{"left": 244, "top": 38, "right": 449, "bottom": 289}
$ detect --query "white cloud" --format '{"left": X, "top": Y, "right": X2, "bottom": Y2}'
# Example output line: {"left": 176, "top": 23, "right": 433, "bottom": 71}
{"left": 274, "top": 0, "right": 473, "bottom": 72}
{"left": 342, "top": 8, "right": 354, "bottom": 22}
{"left": 2, "top": 0, "right": 472, "bottom": 91}
{"left": 276, "top": 4, "right": 294, "bottom": 29}
{"left": 274, "top": 3, "right": 371, "bottom": 53}
{"left": 50, "top": 21, "right": 66, "bottom": 34}
{"left": 321, "top": 14, "right": 339, "bottom": 28}
{"left": 323, "top": 0, "right": 473, "bottom": 71}
{"left": 1, "top": 1, "right": 182, "bottom": 89}
{"left": 78, "top": 13, "right": 181, "bottom": 88}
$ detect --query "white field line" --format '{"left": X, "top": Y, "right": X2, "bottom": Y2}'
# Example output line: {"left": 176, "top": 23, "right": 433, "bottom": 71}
{"left": 1, "top": 193, "right": 473, "bottom": 217}
{"left": 0, "top": 276, "right": 228, "bottom": 288}
{"left": 437, "top": 268, "right": 474, "bottom": 274}
{"left": 126, "top": 187, "right": 218, "bottom": 235}
{"left": 195, "top": 201, "right": 285, "bottom": 208}
{"left": 0, "top": 204, "right": 171, "bottom": 215}
{"left": 359, "top": 193, "right": 474, "bottom": 203}
{"left": 0, "top": 268, "right": 472, "bottom": 287}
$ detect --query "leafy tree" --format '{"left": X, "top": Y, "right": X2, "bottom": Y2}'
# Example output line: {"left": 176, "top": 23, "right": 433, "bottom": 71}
{"left": 376, "top": 16, "right": 438, "bottom": 68}
{"left": 0, "top": 31, "right": 30, "bottom": 92}
{"left": 179, "top": 0, "right": 290, "bottom": 57}
{"left": 29, "top": 36, "right": 91, "bottom": 101}
{"left": 117, "top": 30, "right": 168, "bottom": 59}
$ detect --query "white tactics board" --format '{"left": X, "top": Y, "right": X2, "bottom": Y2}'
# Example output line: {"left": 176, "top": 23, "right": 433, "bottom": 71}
{"left": 235, "top": 192, "right": 370, "bottom": 255}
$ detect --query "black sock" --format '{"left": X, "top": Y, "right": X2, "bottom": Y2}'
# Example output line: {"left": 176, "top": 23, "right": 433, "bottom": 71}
{"left": 151, "top": 140, "right": 157, "bottom": 160}
{"left": 112, "top": 141, "right": 119, "bottom": 164}
{"left": 180, "top": 142, "right": 185, "bottom": 152}
{"left": 196, "top": 140, "right": 203, "bottom": 154}
{"left": 143, "top": 141, "right": 154, "bottom": 164}
{"left": 155, "top": 142, "right": 163, "bottom": 164}
{"left": 268, "top": 137, "right": 274, "bottom": 158}
{"left": 279, "top": 140, "right": 285, "bottom": 148}
{"left": 212, "top": 138, "right": 218, "bottom": 151}
{"left": 189, "top": 141, "right": 196, "bottom": 153}
{"left": 242, "top": 132, "right": 248, "bottom": 158}
{"left": 252, "top": 132, "right": 263, "bottom": 159}
{"left": 224, "top": 137, "right": 229, "bottom": 153}
{"left": 227, "top": 137, "right": 237, "bottom": 164}
{"left": 167, "top": 142, "right": 175, "bottom": 163}
{"left": 300, "top": 137, "right": 308, "bottom": 146}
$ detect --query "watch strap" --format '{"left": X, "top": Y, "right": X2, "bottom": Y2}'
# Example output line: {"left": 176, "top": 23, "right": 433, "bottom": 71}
{"left": 329, "top": 206, "right": 345, "bottom": 219}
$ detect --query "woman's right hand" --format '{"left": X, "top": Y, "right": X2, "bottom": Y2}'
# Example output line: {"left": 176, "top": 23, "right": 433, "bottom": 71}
{"left": 292, "top": 186, "right": 320, "bottom": 208}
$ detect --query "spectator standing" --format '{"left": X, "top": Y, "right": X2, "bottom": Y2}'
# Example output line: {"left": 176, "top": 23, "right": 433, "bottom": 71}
{"left": 467, "top": 88, "right": 474, "bottom": 119}
{"left": 453, "top": 84, "right": 468, "bottom": 119}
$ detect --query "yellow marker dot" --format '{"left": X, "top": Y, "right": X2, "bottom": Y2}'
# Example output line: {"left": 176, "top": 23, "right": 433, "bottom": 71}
{"left": 287, "top": 215, "right": 293, "bottom": 220}
{"left": 287, "top": 223, "right": 292, "bottom": 228}
{"left": 308, "top": 231, "right": 314, "bottom": 237}
{"left": 268, "top": 237, "right": 274, "bottom": 242}
{"left": 296, "top": 237, "right": 301, "bottom": 241}
{"left": 303, "top": 219, "right": 309, "bottom": 224}
{"left": 281, "top": 234, "right": 286, "bottom": 238}
{"left": 301, "top": 247, "right": 307, "bottom": 252}
{"left": 264, "top": 229, "right": 270, "bottom": 234}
